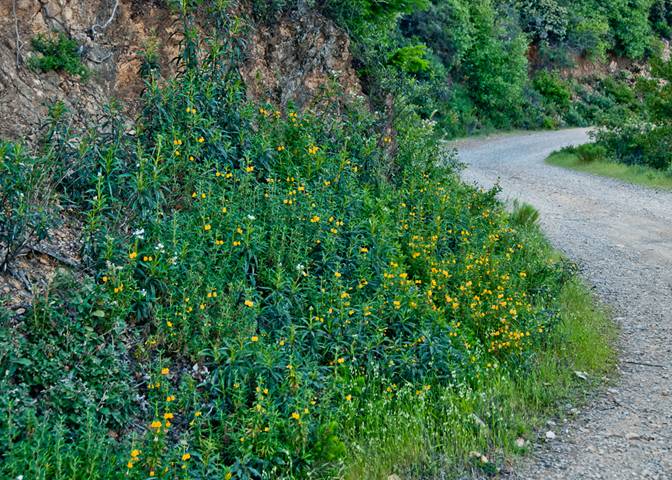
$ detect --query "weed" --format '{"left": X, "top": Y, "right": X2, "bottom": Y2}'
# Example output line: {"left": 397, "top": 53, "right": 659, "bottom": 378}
{"left": 29, "top": 32, "right": 89, "bottom": 79}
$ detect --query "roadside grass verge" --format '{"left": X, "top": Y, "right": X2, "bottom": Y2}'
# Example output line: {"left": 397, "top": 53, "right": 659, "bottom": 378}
{"left": 344, "top": 207, "right": 618, "bottom": 479}
{"left": 547, "top": 148, "right": 672, "bottom": 191}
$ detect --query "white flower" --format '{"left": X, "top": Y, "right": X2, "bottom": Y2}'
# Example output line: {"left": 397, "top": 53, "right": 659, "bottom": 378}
{"left": 247, "top": 214, "right": 256, "bottom": 221}
{"left": 133, "top": 228, "right": 145, "bottom": 239}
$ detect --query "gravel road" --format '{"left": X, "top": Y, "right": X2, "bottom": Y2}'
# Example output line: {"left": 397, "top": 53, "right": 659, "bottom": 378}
{"left": 454, "top": 129, "right": 672, "bottom": 480}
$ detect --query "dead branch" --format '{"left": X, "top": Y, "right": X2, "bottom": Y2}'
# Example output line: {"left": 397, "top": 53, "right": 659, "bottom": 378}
{"left": 92, "top": 0, "right": 120, "bottom": 37}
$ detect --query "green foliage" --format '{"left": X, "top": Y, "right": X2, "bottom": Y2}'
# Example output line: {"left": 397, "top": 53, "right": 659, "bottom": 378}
{"left": 595, "top": 58, "right": 672, "bottom": 170}
{"left": 566, "top": 15, "right": 611, "bottom": 61}
{"left": 138, "top": 38, "right": 161, "bottom": 79}
{"left": 388, "top": 44, "right": 431, "bottom": 74}
{"left": 606, "top": 0, "right": 656, "bottom": 59}
{"left": 533, "top": 71, "right": 572, "bottom": 110}
{"left": 323, "top": 0, "right": 430, "bottom": 34}
{"left": 0, "top": 142, "right": 60, "bottom": 270}
{"left": 548, "top": 148, "right": 672, "bottom": 188}
{"left": 460, "top": 1, "right": 529, "bottom": 128}
{"left": 29, "top": 32, "right": 89, "bottom": 79}
{"left": 510, "top": 202, "right": 540, "bottom": 229}
{"left": 401, "top": 0, "right": 474, "bottom": 69}
{"left": 561, "top": 143, "right": 607, "bottom": 162}
{"left": 516, "top": 0, "right": 569, "bottom": 43}
{"left": 0, "top": 4, "right": 596, "bottom": 479}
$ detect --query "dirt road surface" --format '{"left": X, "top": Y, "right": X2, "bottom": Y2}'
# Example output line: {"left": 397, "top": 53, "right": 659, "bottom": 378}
{"left": 455, "top": 129, "right": 672, "bottom": 480}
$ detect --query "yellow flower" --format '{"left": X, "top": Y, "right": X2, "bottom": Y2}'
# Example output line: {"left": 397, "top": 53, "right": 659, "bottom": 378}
{"left": 166, "top": 395, "right": 175, "bottom": 402}
{"left": 102, "top": 276, "right": 108, "bottom": 283}
{"left": 166, "top": 321, "right": 173, "bottom": 328}
{"left": 150, "top": 420, "right": 162, "bottom": 429}
{"left": 225, "top": 473, "right": 233, "bottom": 480}
{"left": 198, "top": 136, "right": 205, "bottom": 143}
{"left": 203, "top": 224, "right": 211, "bottom": 231}
{"left": 345, "top": 394, "right": 352, "bottom": 402}
{"left": 195, "top": 411, "right": 202, "bottom": 417}
{"left": 360, "top": 247, "right": 368, "bottom": 253}
{"left": 251, "top": 335, "right": 259, "bottom": 342}
{"left": 276, "top": 145, "right": 285, "bottom": 152}
{"left": 161, "top": 367, "right": 170, "bottom": 375}
{"left": 291, "top": 411, "right": 300, "bottom": 420}
{"left": 130, "top": 449, "right": 141, "bottom": 458}
{"left": 129, "top": 251, "right": 138, "bottom": 260}
{"left": 244, "top": 299, "right": 254, "bottom": 308}
{"left": 150, "top": 471, "right": 155, "bottom": 477}
{"left": 164, "top": 412, "right": 174, "bottom": 420}
{"left": 337, "top": 357, "right": 345, "bottom": 364}
{"left": 310, "top": 215, "right": 320, "bottom": 223}
{"left": 334, "top": 271, "right": 341, "bottom": 278}
{"left": 245, "top": 165, "right": 254, "bottom": 173}
{"left": 182, "top": 453, "right": 191, "bottom": 461}
{"left": 127, "top": 461, "right": 134, "bottom": 469}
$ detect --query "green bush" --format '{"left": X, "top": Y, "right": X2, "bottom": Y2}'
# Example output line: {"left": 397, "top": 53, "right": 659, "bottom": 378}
{"left": 533, "top": 71, "right": 572, "bottom": 110}
{"left": 566, "top": 15, "right": 610, "bottom": 61}
{"left": 565, "top": 143, "right": 607, "bottom": 162}
{"left": 0, "top": 142, "right": 60, "bottom": 270}
{"left": 516, "top": 0, "right": 569, "bottom": 43}
{"left": 460, "top": 1, "right": 529, "bottom": 128}
{"left": 0, "top": 4, "right": 578, "bottom": 478}
{"left": 29, "top": 32, "right": 89, "bottom": 79}
{"left": 388, "top": 44, "right": 431, "bottom": 74}
{"left": 400, "top": 0, "right": 473, "bottom": 69}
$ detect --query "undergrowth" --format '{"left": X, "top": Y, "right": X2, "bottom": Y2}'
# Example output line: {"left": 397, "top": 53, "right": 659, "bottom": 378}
{"left": 548, "top": 146, "right": 672, "bottom": 190}
{"left": 0, "top": 3, "right": 615, "bottom": 479}
{"left": 29, "top": 32, "right": 89, "bottom": 79}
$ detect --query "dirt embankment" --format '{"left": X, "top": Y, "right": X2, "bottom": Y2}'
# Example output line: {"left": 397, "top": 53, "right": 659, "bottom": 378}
{"left": 0, "top": 0, "right": 361, "bottom": 143}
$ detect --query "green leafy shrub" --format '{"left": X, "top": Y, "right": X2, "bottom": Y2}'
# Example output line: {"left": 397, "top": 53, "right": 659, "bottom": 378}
{"left": 510, "top": 202, "right": 540, "bottom": 228}
{"left": 0, "top": 142, "right": 60, "bottom": 270}
{"left": 29, "top": 32, "right": 89, "bottom": 79}
{"left": 400, "top": 0, "right": 473, "bottom": 69}
{"left": 516, "top": 0, "right": 569, "bottom": 43}
{"left": 388, "top": 44, "right": 431, "bottom": 74}
{"left": 0, "top": 5, "right": 578, "bottom": 478}
{"left": 460, "top": 1, "right": 529, "bottom": 128}
{"left": 596, "top": 58, "right": 672, "bottom": 170}
{"left": 533, "top": 71, "right": 571, "bottom": 110}
{"left": 562, "top": 143, "right": 607, "bottom": 162}
{"left": 566, "top": 15, "right": 610, "bottom": 61}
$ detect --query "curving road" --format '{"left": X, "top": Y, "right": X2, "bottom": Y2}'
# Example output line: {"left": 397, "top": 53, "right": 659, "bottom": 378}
{"left": 454, "top": 129, "right": 672, "bottom": 480}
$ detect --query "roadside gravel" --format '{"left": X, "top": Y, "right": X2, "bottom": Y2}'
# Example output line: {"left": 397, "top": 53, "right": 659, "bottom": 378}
{"left": 454, "top": 129, "right": 672, "bottom": 480}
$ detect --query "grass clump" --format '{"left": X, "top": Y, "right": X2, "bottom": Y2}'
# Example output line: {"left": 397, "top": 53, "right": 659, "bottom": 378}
{"left": 1, "top": 5, "right": 616, "bottom": 479}
{"left": 29, "top": 32, "right": 89, "bottom": 79}
{"left": 548, "top": 145, "right": 672, "bottom": 190}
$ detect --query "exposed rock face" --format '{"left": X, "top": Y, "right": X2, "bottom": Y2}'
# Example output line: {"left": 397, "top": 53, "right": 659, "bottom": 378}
{"left": 0, "top": 1, "right": 362, "bottom": 144}
{"left": 240, "top": 8, "right": 362, "bottom": 109}
{"left": 0, "top": 0, "right": 182, "bottom": 142}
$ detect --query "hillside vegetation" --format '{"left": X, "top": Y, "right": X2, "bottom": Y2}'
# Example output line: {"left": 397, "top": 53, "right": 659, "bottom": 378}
{"left": 3, "top": 0, "right": 662, "bottom": 478}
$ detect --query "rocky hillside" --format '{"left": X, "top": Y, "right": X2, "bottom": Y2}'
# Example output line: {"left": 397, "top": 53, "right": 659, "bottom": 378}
{"left": 0, "top": 0, "right": 360, "bottom": 142}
